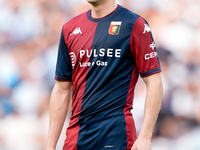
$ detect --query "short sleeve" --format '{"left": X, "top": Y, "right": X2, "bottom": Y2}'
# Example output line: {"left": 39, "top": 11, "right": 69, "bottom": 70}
{"left": 130, "top": 17, "right": 161, "bottom": 77}
{"left": 55, "top": 29, "right": 72, "bottom": 81}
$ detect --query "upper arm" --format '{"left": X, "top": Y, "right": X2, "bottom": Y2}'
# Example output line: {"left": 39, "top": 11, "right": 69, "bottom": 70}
{"left": 53, "top": 81, "right": 72, "bottom": 95}
{"left": 130, "top": 17, "right": 161, "bottom": 77}
{"left": 55, "top": 29, "right": 73, "bottom": 81}
{"left": 142, "top": 72, "right": 163, "bottom": 93}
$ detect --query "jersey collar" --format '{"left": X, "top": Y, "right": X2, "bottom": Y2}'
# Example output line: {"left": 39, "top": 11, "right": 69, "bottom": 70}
{"left": 87, "top": 4, "right": 122, "bottom": 22}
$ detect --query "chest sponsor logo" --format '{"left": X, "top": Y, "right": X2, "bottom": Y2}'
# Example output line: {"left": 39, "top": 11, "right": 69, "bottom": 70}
{"left": 79, "top": 49, "right": 121, "bottom": 58}
{"left": 70, "top": 27, "right": 82, "bottom": 36}
{"left": 79, "top": 49, "right": 121, "bottom": 67}
{"left": 69, "top": 48, "right": 121, "bottom": 68}
{"left": 108, "top": 21, "right": 122, "bottom": 35}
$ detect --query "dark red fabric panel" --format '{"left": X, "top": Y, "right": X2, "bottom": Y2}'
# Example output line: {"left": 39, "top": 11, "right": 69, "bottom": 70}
{"left": 62, "top": 12, "right": 98, "bottom": 150}
{"left": 130, "top": 17, "right": 161, "bottom": 77}
{"left": 124, "top": 66, "right": 138, "bottom": 149}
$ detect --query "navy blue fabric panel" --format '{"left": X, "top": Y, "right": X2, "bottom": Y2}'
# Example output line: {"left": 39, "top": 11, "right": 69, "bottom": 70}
{"left": 77, "top": 6, "right": 140, "bottom": 150}
{"left": 77, "top": 114, "right": 127, "bottom": 150}
{"left": 55, "top": 30, "right": 72, "bottom": 81}
{"left": 81, "top": 5, "right": 140, "bottom": 117}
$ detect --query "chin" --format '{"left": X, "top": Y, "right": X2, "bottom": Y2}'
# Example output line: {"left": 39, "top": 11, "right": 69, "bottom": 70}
{"left": 87, "top": 0, "right": 100, "bottom": 5}
{"left": 87, "top": 0, "right": 97, "bottom": 2}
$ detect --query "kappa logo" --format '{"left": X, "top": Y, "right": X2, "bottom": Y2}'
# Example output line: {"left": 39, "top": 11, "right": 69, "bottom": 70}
{"left": 143, "top": 24, "right": 151, "bottom": 34}
{"left": 70, "top": 27, "right": 82, "bottom": 36}
{"left": 150, "top": 42, "right": 156, "bottom": 50}
{"left": 69, "top": 52, "right": 76, "bottom": 69}
{"left": 108, "top": 21, "right": 122, "bottom": 35}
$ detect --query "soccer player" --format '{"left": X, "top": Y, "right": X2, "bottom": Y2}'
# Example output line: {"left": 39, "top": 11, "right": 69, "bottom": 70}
{"left": 46, "top": 0, "right": 163, "bottom": 150}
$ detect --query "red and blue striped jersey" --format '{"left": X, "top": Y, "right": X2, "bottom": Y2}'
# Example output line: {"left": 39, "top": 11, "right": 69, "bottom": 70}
{"left": 55, "top": 5, "right": 161, "bottom": 150}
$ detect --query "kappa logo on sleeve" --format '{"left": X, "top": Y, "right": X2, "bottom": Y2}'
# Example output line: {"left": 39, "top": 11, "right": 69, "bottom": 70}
{"left": 108, "top": 21, "right": 122, "bottom": 35}
{"left": 143, "top": 24, "right": 151, "bottom": 34}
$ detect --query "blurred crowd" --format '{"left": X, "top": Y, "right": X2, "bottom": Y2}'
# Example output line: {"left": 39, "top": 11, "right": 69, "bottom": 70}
{"left": 0, "top": 0, "right": 200, "bottom": 150}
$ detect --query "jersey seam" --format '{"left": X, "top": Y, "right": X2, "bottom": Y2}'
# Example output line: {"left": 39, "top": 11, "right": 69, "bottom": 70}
{"left": 129, "top": 17, "right": 143, "bottom": 61}
{"left": 130, "top": 17, "right": 143, "bottom": 48}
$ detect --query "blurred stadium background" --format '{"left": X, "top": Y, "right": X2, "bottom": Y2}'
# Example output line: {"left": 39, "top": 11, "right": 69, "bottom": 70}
{"left": 0, "top": 0, "right": 200, "bottom": 149}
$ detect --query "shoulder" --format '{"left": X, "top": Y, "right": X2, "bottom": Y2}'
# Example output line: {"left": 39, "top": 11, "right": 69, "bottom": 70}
{"left": 120, "top": 6, "right": 141, "bottom": 22}
{"left": 115, "top": 5, "right": 143, "bottom": 30}
{"left": 62, "top": 11, "right": 88, "bottom": 35}
{"left": 64, "top": 12, "right": 87, "bottom": 26}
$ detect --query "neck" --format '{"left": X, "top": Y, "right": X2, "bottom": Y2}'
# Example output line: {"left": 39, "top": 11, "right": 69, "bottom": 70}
{"left": 90, "top": 1, "right": 117, "bottom": 18}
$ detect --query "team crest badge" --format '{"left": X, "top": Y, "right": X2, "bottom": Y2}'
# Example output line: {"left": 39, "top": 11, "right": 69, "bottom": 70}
{"left": 108, "top": 21, "right": 122, "bottom": 35}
